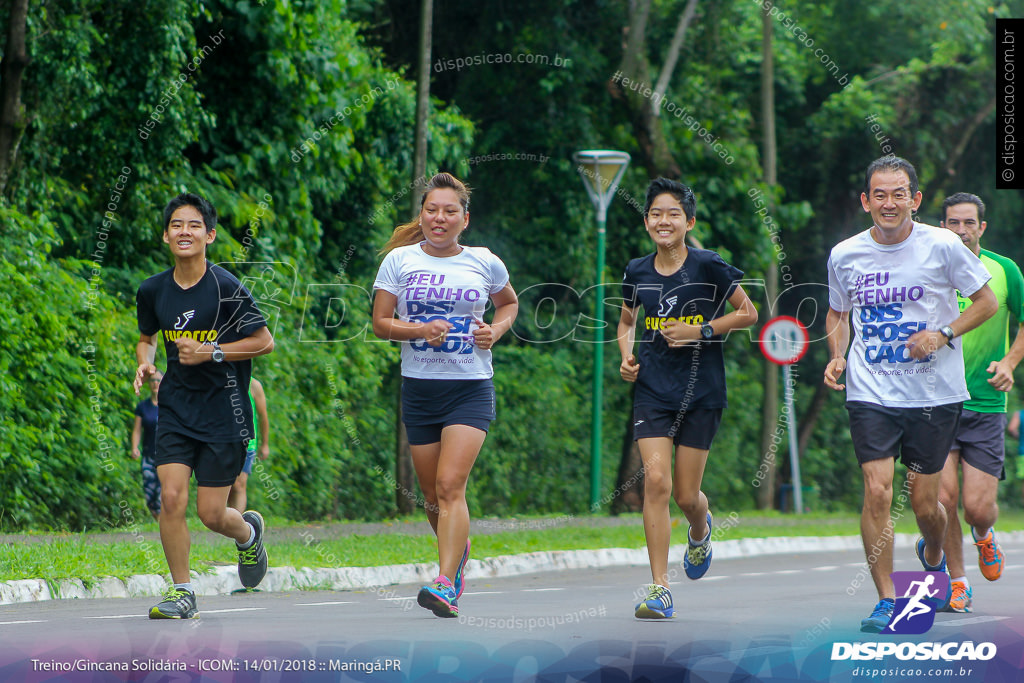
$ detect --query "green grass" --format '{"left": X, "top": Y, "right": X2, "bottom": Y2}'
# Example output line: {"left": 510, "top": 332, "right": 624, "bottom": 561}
{"left": 2, "top": 510, "right": 1023, "bottom": 584}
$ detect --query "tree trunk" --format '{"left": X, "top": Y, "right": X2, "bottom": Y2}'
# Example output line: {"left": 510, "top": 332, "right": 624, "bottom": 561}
{"left": 394, "top": 0, "right": 433, "bottom": 515}
{"left": 756, "top": 4, "right": 780, "bottom": 511}
{"left": 411, "top": 0, "right": 432, "bottom": 204}
{"left": 0, "top": 0, "right": 30, "bottom": 196}
{"left": 797, "top": 381, "right": 829, "bottom": 457}
{"left": 607, "top": 0, "right": 681, "bottom": 178}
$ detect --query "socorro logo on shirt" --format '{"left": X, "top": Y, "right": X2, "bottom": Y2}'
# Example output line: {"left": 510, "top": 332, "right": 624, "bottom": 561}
{"left": 644, "top": 314, "right": 703, "bottom": 331}
{"left": 163, "top": 329, "right": 219, "bottom": 343}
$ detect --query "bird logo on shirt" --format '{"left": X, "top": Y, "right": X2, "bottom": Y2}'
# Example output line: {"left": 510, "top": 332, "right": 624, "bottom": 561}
{"left": 657, "top": 296, "right": 678, "bottom": 317}
{"left": 174, "top": 310, "right": 196, "bottom": 330}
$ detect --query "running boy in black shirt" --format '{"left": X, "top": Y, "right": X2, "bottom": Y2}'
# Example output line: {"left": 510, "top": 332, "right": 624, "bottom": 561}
{"left": 133, "top": 193, "right": 275, "bottom": 618}
{"left": 618, "top": 178, "right": 757, "bottom": 619}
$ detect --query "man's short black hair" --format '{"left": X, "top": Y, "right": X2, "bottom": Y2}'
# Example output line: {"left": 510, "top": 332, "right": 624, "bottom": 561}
{"left": 162, "top": 193, "right": 217, "bottom": 232}
{"left": 863, "top": 156, "right": 919, "bottom": 196}
{"left": 942, "top": 192, "right": 985, "bottom": 222}
{"left": 644, "top": 177, "right": 696, "bottom": 222}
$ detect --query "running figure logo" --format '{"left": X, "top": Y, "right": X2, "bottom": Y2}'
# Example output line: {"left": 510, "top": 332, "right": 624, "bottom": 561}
{"left": 884, "top": 571, "right": 949, "bottom": 635}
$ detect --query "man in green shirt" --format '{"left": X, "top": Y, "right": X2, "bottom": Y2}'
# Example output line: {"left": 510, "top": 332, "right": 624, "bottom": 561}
{"left": 939, "top": 192, "right": 1024, "bottom": 612}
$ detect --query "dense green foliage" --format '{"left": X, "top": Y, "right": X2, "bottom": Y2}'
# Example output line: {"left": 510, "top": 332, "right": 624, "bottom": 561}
{"left": 2, "top": 0, "right": 1022, "bottom": 529}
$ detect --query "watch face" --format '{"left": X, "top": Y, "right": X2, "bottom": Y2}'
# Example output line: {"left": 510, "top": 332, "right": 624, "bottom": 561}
{"left": 702, "top": 324, "right": 713, "bottom": 339}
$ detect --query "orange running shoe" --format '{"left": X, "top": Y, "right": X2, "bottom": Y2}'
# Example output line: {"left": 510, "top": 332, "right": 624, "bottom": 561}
{"left": 944, "top": 580, "right": 972, "bottom": 613}
{"left": 973, "top": 528, "right": 1004, "bottom": 581}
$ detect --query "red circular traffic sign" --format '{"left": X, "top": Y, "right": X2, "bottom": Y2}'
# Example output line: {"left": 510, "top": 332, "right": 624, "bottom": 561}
{"left": 759, "top": 315, "right": 809, "bottom": 365}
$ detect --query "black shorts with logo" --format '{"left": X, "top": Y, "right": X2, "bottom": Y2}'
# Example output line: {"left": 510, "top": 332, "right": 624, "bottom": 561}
{"left": 632, "top": 405, "right": 723, "bottom": 450}
{"left": 846, "top": 401, "right": 962, "bottom": 475}
{"left": 155, "top": 429, "right": 247, "bottom": 487}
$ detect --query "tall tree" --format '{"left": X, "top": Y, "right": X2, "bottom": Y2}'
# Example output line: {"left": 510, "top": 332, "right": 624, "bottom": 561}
{"left": 608, "top": 0, "right": 699, "bottom": 178}
{"left": 755, "top": 3, "right": 779, "bottom": 510}
{"left": 0, "top": 0, "right": 29, "bottom": 196}
{"left": 393, "top": 0, "right": 435, "bottom": 514}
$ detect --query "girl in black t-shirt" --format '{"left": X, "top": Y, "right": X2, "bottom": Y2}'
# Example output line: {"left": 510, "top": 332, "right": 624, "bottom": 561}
{"left": 617, "top": 178, "right": 757, "bottom": 619}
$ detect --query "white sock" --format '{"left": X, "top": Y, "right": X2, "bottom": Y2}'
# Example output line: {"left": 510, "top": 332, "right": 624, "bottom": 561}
{"left": 238, "top": 522, "right": 256, "bottom": 549}
{"left": 951, "top": 576, "right": 968, "bottom": 587}
{"left": 174, "top": 582, "right": 194, "bottom": 593}
{"left": 973, "top": 527, "right": 992, "bottom": 541}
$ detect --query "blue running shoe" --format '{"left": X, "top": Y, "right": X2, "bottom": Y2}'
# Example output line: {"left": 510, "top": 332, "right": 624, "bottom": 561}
{"left": 634, "top": 584, "right": 674, "bottom": 619}
{"left": 915, "top": 537, "right": 951, "bottom": 611}
{"left": 860, "top": 598, "right": 895, "bottom": 633}
{"left": 683, "top": 512, "right": 713, "bottom": 580}
{"left": 453, "top": 540, "right": 471, "bottom": 598}
{"left": 417, "top": 576, "right": 458, "bottom": 618}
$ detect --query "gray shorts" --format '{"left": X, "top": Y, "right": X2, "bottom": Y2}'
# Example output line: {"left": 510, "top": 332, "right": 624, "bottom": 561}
{"left": 951, "top": 409, "right": 1007, "bottom": 479}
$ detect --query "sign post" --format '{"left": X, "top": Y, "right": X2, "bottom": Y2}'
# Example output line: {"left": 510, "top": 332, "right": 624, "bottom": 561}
{"left": 758, "top": 316, "right": 810, "bottom": 514}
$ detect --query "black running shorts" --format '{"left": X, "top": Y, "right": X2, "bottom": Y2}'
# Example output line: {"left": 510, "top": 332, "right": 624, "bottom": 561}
{"left": 846, "top": 401, "right": 962, "bottom": 475}
{"left": 401, "top": 377, "right": 495, "bottom": 446}
{"left": 155, "top": 429, "right": 247, "bottom": 487}
{"left": 632, "top": 405, "right": 723, "bottom": 450}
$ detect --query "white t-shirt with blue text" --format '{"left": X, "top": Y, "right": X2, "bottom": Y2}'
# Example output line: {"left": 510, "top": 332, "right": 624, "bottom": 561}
{"left": 827, "top": 223, "right": 990, "bottom": 407}
{"left": 373, "top": 242, "right": 510, "bottom": 379}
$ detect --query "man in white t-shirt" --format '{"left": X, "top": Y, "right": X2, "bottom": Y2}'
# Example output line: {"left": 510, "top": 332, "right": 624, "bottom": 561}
{"left": 823, "top": 156, "right": 997, "bottom": 633}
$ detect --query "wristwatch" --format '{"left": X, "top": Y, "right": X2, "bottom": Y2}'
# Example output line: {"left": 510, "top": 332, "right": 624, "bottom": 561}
{"left": 210, "top": 342, "right": 225, "bottom": 363}
{"left": 700, "top": 323, "right": 714, "bottom": 340}
{"left": 939, "top": 325, "right": 955, "bottom": 349}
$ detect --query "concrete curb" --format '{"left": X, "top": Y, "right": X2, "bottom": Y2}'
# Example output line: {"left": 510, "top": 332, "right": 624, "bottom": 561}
{"left": 3, "top": 531, "right": 1021, "bottom": 605}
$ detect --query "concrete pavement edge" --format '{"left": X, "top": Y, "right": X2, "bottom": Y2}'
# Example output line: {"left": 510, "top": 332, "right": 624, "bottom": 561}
{"left": 2, "top": 532, "right": 1020, "bottom": 606}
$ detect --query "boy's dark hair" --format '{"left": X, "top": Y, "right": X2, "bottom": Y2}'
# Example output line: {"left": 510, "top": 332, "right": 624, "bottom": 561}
{"left": 863, "top": 156, "right": 919, "bottom": 196}
{"left": 162, "top": 193, "right": 218, "bottom": 232}
{"left": 942, "top": 192, "right": 985, "bottom": 222}
{"left": 644, "top": 177, "right": 696, "bottom": 222}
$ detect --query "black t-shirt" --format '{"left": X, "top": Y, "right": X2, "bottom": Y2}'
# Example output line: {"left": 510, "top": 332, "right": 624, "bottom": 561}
{"left": 621, "top": 248, "right": 744, "bottom": 410}
{"left": 136, "top": 264, "right": 267, "bottom": 442}
{"left": 134, "top": 399, "right": 159, "bottom": 457}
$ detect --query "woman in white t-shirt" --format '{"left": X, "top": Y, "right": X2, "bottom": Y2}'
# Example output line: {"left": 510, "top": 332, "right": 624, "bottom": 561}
{"left": 372, "top": 172, "right": 518, "bottom": 618}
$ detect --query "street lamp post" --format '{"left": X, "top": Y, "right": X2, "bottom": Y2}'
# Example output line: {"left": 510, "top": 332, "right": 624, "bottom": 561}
{"left": 573, "top": 150, "right": 631, "bottom": 510}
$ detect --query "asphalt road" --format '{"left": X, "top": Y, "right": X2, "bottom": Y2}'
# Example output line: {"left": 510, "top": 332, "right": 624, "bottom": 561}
{"left": 1, "top": 541, "right": 1022, "bottom": 682}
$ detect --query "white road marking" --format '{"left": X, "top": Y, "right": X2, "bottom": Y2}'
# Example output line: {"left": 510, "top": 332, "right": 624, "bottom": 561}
{"left": 85, "top": 615, "right": 147, "bottom": 620}
{"left": 0, "top": 620, "right": 47, "bottom": 625}
{"left": 811, "top": 566, "right": 839, "bottom": 571}
{"left": 932, "top": 616, "right": 1011, "bottom": 626}
{"left": 295, "top": 601, "right": 355, "bottom": 606}
{"left": 462, "top": 591, "right": 503, "bottom": 596}
{"left": 200, "top": 608, "right": 266, "bottom": 614}
{"left": 522, "top": 588, "right": 564, "bottom": 592}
